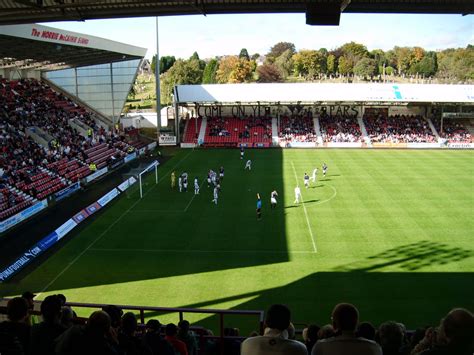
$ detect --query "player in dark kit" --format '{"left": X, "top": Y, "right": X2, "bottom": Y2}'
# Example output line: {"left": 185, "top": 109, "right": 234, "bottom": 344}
{"left": 256, "top": 193, "right": 262, "bottom": 220}
{"left": 322, "top": 163, "right": 328, "bottom": 177}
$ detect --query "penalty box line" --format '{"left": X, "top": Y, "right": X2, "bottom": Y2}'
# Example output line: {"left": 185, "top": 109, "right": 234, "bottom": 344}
{"left": 290, "top": 161, "right": 318, "bottom": 254}
{"left": 38, "top": 150, "right": 195, "bottom": 296}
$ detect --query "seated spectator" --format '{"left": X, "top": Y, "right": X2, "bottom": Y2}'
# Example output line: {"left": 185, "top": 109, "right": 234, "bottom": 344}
{"left": 377, "top": 321, "right": 407, "bottom": 355}
{"left": 178, "top": 320, "right": 198, "bottom": 355}
{"left": 60, "top": 306, "right": 75, "bottom": 329}
{"left": 411, "top": 327, "right": 436, "bottom": 355}
{"left": 419, "top": 308, "right": 474, "bottom": 355}
{"left": 311, "top": 303, "right": 382, "bottom": 355}
{"left": 0, "top": 297, "right": 30, "bottom": 354}
{"left": 303, "top": 324, "right": 320, "bottom": 353}
{"left": 241, "top": 303, "right": 308, "bottom": 355}
{"left": 141, "top": 319, "right": 174, "bottom": 355}
{"left": 165, "top": 323, "right": 188, "bottom": 355}
{"left": 317, "top": 324, "right": 335, "bottom": 340}
{"left": 21, "top": 291, "right": 39, "bottom": 326}
{"left": 55, "top": 310, "right": 120, "bottom": 355}
{"left": 357, "top": 322, "right": 376, "bottom": 340}
{"left": 30, "top": 295, "right": 66, "bottom": 355}
{"left": 223, "top": 327, "right": 241, "bottom": 355}
{"left": 118, "top": 312, "right": 150, "bottom": 355}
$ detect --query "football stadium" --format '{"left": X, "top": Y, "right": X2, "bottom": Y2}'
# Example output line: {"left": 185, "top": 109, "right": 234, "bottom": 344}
{"left": 0, "top": 2, "right": 473, "bottom": 355}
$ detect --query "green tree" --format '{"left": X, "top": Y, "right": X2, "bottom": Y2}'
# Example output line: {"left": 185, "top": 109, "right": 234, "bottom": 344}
{"left": 202, "top": 58, "right": 219, "bottom": 84}
{"left": 292, "top": 50, "right": 327, "bottom": 79}
{"left": 239, "top": 48, "right": 250, "bottom": 61}
{"left": 337, "top": 56, "right": 352, "bottom": 75}
{"left": 267, "top": 42, "right": 296, "bottom": 62}
{"left": 274, "top": 49, "right": 294, "bottom": 79}
{"left": 161, "top": 59, "right": 203, "bottom": 103}
{"left": 327, "top": 54, "right": 337, "bottom": 75}
{"left": 190, "top": 51, "right": 200, "bottom": 61}
{"left": 251, "top": 53, "right": 260, "bottom": 61}
{"left": 257, "top": 63, "right": 283, "bottom": 83}
{"left": 151, "top": 55, "right": 176, "bottom": 74}
{"left": 353, "top": 57, "right": 377, "bottom": 79}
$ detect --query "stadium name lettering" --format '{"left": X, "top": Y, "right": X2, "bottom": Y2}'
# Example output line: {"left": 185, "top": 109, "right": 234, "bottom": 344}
{"left": 31, "top": 28, "right": 90, "bottom": 45}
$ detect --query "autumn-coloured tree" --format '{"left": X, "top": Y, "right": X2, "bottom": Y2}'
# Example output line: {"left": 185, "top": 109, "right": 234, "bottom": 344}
{"left": 257, "top": 63, "right": 283, "bottom": 82}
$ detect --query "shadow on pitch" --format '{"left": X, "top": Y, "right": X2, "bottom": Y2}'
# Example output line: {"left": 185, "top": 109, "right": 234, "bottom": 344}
{"left": 154, "top": 240, "right": 474, "bottom": 332}
{"left": 0, "top": 149, "right": 291, "bottom": 297}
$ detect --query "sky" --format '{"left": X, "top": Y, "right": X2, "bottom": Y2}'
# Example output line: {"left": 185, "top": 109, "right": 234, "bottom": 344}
{"left": 42, "top": 13, "right": 473, "bottom": 59}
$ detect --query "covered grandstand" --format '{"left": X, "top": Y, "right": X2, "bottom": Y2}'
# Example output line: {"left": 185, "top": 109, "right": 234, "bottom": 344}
{"left": 0, "top": 23, "right": 150, "bottom": 234}
{"left": 176, "top": 83, "right": 474, "bottom": 149}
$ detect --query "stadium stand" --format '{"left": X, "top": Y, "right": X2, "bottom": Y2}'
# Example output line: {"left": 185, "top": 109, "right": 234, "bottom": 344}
{"left": 183, "top": 117, "right": 202, "bottom": 144}
{"left": 279, "top": 115, "right": 317, "bottom": 144}
{"left": 363, "top": 114, "right": 437, "bottom": 143}
{"left": 318, "top": 114, "right": 362, "bottom": 143}
{"left": 432, "top": 118, "right": 472, "bottom": 143}
{"left": 203, "top": 116, "right": 272, "bottom": 147}
{"left": 0, "top": 78, "right": 141, "bottom": 221}
{"left": 1, "top": 297, "right": 472, "bottom": 355}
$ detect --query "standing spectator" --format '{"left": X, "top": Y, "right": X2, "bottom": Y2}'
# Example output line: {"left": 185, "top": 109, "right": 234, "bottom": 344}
{"left": 177, "top": 320, "right": 198, "bottom": 355}
{"left": 0, "top": 297, "right": 30, "bottom": 354}
{"left": 241, "top": 304, "right": 308, "bottom": 355}
{"left": 30, "top": 295, "right": 66, "bottom": 355}
{"left": 311, "top": 303, "right": 382, "bottom": 355}
{"left": 419, "top": 308, "right": 474, "bottom": 355}
{"left": 165, "top": 323, "right": 188, "bottom": 355}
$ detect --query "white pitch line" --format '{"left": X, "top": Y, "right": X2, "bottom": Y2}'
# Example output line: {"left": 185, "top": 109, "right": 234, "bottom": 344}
{"left": 90, "top": 248, "right": 315, "bottom": 254}
{"left": 37, "top": 150, "right": 194, "bottom": 296}
{"left": 290, "top": 161, "right": 318, "bottom": 253}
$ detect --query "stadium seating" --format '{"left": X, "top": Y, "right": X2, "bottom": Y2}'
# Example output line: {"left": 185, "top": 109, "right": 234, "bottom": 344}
{"left": 319, "top": 114, "right": 362, "bottom": 143}
{"left": 183, "top": 117, "right": 202, "bottom": 143}
{"left": 0, "top": 78, "right": 140, "bottom": 221}
{"left": 432, "top": 118, "right": 472, "bottom": 143}
{"left": 279, "top": 115, "right": 317, "bottom": 143}
{"left": 363, "top": 114, "right": 436, "bottom": 143}
{"left": 204, "top": 116, "right": 272, "bottom": 147}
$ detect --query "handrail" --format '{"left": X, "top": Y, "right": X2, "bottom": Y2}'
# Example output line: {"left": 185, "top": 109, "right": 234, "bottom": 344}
{"left": 1, "top": 298, "right": 265, "bottom": 355}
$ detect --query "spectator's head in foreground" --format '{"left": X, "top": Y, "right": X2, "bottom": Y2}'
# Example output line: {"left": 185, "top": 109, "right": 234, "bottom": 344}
{"left": 7, "top": 297, "right": 29, "bottom": 323}
{"left": 438, "top": 308, "right": 474, "bottom": 351}
{"left": 331, "top": 303, "right": 359, "bottom": 333}
{"left": 265, "top": 304, "right": 291, "bottom": 331}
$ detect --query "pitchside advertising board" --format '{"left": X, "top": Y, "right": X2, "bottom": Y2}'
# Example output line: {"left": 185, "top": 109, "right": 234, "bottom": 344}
{"left": 159, "top": 135, "right": 177, "bottom": 146}
{"left": 0, "top": 178, "right": 138, "bottom": 282}
{"left": 0, "top": 200, "right": 48, "bottom": 234}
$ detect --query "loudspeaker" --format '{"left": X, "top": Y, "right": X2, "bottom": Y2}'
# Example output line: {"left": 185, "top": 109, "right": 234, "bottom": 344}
{"left": 306, "top": 3, "right": 341, "bottom": 26}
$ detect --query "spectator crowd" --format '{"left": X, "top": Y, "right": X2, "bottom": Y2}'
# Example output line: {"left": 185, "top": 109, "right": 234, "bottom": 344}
{"left": 319, "top": 113, "right": 362, "bottom": 143}
{"left": 279, "top": 115, "right": 317, "bottom": 143}
{"left": 1, "top": 293, "right": 472, "bottom": 355}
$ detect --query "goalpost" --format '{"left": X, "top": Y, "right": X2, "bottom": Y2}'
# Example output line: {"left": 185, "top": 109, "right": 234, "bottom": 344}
{"left": 138, "top": 160, "right": 159, "bottom": 198}
{"left": 122, "top": 160, "right": 159, "bottom": 199}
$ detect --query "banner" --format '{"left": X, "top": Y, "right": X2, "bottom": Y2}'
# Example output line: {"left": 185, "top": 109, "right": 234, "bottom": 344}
{"left": 85, "top": 167, "right": 108, "bottom": 183}
{"left": 147, "top": 142, "right": 157, "bottom": 150}
{"left": 118, "top": 176, "right": 137, "bottom": 192}
{"left": 159, "top": 135, "right": 177, "bottom": 146}
{"left": 0, "top": 200, "right": 48, "bottom": 234}
{"left": 326, "top": 142, "right": 362, "bottom": 148}
{"left": 86, "top": 202, "right": 101, "bottom": 215}
{"left": 180, "top": 143, "right": 196, "bottom": 148}
{"left": 124, "top": 152, "right": 137, "bottom": 163}
{"left": 54, "top": 182, "right": 80, "bottom": 202}
{"left": 372, "top": 142, "right": 408, "bottom": 148}
{"left": 55, "top": 219, "right": 78, "bottom": 240}
{"left": 447, "top": 142, "right": 473, "bottom": 149}
{"left": 97, "top": 188, "right": 119, "bottom": 207}
{"left": 72, "top": 209, "right": 90, "bottom": 224}
{"left": 285, "top": 142, "right": 318, "bottom": 148}
{"left": 406, "top": 143, "right": 441, "bottom": 149}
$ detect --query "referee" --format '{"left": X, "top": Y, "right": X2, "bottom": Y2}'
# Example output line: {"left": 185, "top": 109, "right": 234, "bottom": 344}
{"left": 256, "top": 193, "right": 262, "bottom": 220}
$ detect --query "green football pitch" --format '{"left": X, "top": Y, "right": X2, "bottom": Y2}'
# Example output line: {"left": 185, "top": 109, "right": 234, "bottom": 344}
{"left": 1, "top": 149, "right": 473, "bottom": 332}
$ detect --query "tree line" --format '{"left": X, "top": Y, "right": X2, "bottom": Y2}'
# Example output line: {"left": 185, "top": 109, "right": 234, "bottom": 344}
{"left": 149, "top": 42, "right": 474, "bottom": 103}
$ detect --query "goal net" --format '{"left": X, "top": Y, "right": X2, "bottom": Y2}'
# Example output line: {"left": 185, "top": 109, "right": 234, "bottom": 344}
{"left": 121, "top": 160, "right": 159, "bottom": 199}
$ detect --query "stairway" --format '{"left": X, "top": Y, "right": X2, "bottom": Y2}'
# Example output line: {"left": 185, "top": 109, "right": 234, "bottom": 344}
{"left": 198, "top": 117, "right": 207, "bottom": 144}
{"left": 313, "top": 117, "right": 323, "bottom": 146}
{"left": 357, "top": 117, "right": 372, "bottom": 147}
